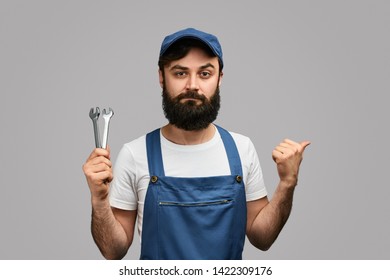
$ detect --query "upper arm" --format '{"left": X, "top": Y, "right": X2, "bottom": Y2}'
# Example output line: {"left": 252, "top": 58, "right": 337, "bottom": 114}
{"left": 112, "top": 207, "right": 137, "bottom": 248}
{"left": 246, "top": 196, "right": 269, "bottom": 235}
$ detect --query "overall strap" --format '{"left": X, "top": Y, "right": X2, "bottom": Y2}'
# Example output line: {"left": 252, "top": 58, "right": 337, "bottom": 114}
{"left": 146, "top": 128, "right": 165, "bottom": 177}
{"left": 216, "top": 125, "right": 243, "bottom": 176}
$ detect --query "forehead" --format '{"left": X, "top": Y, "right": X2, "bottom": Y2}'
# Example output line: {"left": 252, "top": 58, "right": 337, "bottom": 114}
{"left": 166, "top": 47, "right": 219, "bottom": 70}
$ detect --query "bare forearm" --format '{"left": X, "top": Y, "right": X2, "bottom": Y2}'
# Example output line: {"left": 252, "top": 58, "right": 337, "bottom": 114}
{"left": 248, "top": 181, "right": 296, "bottom": 250}
{"left": 91, "top": 199, "right": 129, "bottom": 259}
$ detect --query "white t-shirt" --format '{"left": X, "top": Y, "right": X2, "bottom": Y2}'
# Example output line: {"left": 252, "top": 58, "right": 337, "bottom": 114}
{"left": 109, "top": 126, "right": 268, "bottom": 237}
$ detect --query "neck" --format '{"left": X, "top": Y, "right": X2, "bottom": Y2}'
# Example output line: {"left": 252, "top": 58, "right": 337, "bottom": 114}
{"left": 161, "top": 124, "right": 216, "bottom": 145}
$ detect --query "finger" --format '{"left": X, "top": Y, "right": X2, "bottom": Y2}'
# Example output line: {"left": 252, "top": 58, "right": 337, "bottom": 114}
{"left": 272, "top": 150, "right": 284, "bottom": 163}
{"left": 300, "top": 141, "right": 311, "bottom": 151}
{"left": 83, "top": 159, "right": 112, "bottom": 175}
{"left": 83, "top": 164, "right": 111, "bottom": 181}
{"left": 95, "top": 147, "right": 110, "bottom": 159}
{"left": 273, "top": 145, "right": 289, "bottom": 156}
{"left": 283, "top": 139, "right": 302, "bottom": 150}
{"left": 84, "top": 162, "right": 113, "bottom": 178}
{"left": 87, "top": 148, "right": 111, "bottom": 161}
{"left": 278, "top": 142, "right": 299, "bottom": 154}
{"left": 105, "top": 170, "right": 114, "bottom": 183}
{"left": 275, "top": 146, "right": 289, "bottom": 155}
{"left": 283, "top": 138, "right": 298, "bottom": 145}
{"left": 284, "top": 139, "right": 311, "bottom": 153}
{"left": 272, "top": 150, "right": 279, "bottom": 161}
{"left": 88, "top": 156, "right": 112, "bottom": 168}
{"left": 88, "top": 162, "right": 112, "bottom": 173}
{"left": 279, "top": 142, "right": 291, "bottom": 149}
{"left": 92, "top": 170, "right": 113, "bottom": 184}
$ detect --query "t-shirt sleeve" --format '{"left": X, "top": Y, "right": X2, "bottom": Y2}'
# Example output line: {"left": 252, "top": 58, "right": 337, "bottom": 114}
{"left": 244, "top": 138, "right": 268, "bottom": 201}
{"left": 109, "top": 144, "right": 138, "bottom": 210}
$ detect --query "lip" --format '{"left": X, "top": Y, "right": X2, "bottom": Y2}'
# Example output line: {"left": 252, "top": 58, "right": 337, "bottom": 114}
{"left": 180, "top": 98, "right": 203, "bottom": 104}
{"left": 181, "top": 98, "right": 200, "bottom": 101}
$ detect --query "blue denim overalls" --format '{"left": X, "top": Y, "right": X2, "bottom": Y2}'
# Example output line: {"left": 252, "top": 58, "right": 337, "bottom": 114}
{"left": 140, "top": 125, "right": 247, "bottom": 259}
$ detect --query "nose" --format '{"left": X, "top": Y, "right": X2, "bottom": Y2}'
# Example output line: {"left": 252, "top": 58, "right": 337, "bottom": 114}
{"left": 186, "top": 74, "right": 199, "bottom": 91}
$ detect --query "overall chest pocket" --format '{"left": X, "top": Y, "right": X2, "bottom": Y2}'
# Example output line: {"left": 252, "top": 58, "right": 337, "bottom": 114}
{"left": 158, "top": 198, "right": 235, "bottom": 233}
{"left": 157, "top": 197, "right": 238, "bottom": 259}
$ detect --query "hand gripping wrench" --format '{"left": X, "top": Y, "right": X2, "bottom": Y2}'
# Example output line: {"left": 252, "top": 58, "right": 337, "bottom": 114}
{"left": 101, "top": 107, "right": 114, "bottom": 149}
{"left": 89, "top": 107, "right": 101, "bottom": 148}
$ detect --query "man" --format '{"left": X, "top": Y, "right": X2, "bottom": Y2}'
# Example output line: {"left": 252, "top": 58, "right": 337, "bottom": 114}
{"left": 83, "top": 28, "right": 310, "bottom": 260}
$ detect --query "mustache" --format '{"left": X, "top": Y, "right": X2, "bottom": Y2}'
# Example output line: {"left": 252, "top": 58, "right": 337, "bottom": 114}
{"left": 175, "top": 91, "right": 207, "bottom": 102}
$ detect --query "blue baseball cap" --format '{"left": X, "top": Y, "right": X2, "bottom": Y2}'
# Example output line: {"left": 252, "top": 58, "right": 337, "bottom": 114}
{"left": 159, "top": 28, "right": 223, "bottom": 68}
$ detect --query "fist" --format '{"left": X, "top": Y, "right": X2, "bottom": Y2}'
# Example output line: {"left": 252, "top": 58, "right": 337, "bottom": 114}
{"left": 82, "top": 147, "right": 113, "bottom": 200}
{"left": 272, "top": 139, "right": 310, "bottom": 187}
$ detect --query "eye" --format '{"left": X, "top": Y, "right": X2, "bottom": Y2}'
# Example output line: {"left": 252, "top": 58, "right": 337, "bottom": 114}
{"left": 174, "top": 71, "right": 187, "bottom": 78}
{"left": 200, "top": 71, "right": 211, "bottom": 78}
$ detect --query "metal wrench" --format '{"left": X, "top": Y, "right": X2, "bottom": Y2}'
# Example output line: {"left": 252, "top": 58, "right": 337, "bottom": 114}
{"left": 89, "top": 107, "right": 101, "bottom": 148}
{"left": 101, "top": 107, "right": 114, "bottom": 149}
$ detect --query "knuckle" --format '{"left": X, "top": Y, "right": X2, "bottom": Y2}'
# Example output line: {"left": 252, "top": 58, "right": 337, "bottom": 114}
{"left": 83, "top": 166, "right": 91, "bottom": 176}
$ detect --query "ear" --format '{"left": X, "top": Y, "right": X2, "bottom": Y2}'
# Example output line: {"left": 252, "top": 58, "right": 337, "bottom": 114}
{"left": 218, "top": 71, "right": 223, "bottom": 87}
{"left": 158, "top": 69, "right": 164, "bottom": 89}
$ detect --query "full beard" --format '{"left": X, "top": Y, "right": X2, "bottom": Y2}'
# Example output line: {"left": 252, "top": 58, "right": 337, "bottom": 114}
{"left": 162, "top": 86, "right": 221, "bottom": 131}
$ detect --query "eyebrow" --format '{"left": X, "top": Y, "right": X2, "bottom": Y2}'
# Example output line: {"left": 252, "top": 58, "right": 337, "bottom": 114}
{"left": 200, "top": 63, "right": 215, "bottom": 70}
{"left": 169, "top": 63, "right": 216, "bottom": 71}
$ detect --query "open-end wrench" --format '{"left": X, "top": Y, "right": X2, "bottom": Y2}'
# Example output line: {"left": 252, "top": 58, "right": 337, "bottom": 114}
{"left": 101, "top": 107, "right": 114, "bottom": 149}
{"left": 89, "top": 107, "right": 101, "bottom": 148}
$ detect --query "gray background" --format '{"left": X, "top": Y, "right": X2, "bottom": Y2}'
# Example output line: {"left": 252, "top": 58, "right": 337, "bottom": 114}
{"left": 1, "top": 0, "right": 389, "bottom": 259}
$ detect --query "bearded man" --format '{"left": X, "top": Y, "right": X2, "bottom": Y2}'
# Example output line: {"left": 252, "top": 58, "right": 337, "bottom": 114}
{"left": 83, "top": 28, "right": 310, "bottom": 260}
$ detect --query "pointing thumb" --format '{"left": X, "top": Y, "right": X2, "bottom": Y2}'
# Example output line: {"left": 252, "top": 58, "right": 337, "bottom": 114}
{"left": 300, "top": 141, "right": 311, "bottom": 151}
